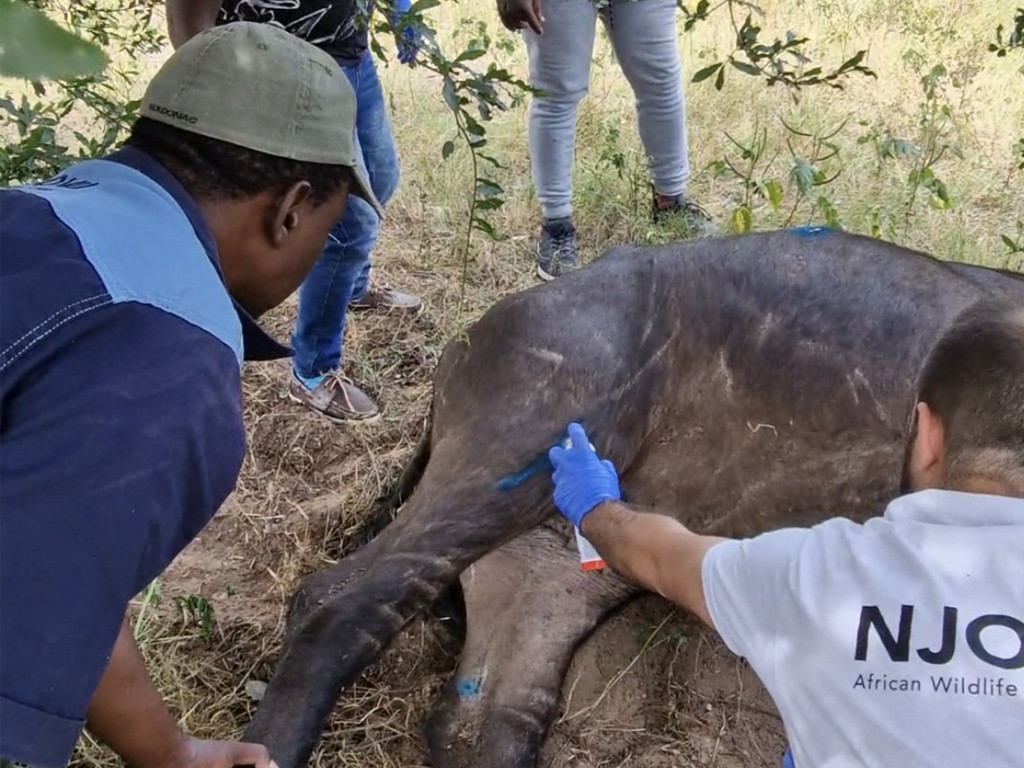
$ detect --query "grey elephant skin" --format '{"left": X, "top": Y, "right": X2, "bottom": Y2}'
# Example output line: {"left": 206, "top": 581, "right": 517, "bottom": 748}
{"left": 243, "top": 228, "right": 1024, "bottom": 767}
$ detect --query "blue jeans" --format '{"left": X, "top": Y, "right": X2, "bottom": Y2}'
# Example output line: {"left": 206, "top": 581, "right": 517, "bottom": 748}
{"left": 291, "top": 50, "right": 399, "bottom": 379}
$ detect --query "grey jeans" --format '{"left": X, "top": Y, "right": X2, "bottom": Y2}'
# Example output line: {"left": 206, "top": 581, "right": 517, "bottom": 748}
{"left": 525, "top": 0, "right": 690, "bottom": 220}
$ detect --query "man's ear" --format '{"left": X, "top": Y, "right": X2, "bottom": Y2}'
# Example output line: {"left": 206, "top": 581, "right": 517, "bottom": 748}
{"left": 267, "top": 181, "right": 314, "bottom": 247}
{"left": 910, "top": 401, "right": 946, "bottom": 486}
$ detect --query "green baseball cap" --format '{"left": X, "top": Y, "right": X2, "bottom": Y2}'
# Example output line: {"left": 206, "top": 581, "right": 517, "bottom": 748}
{"left": 141, "top": 21, "right": 382, "bottom": 217}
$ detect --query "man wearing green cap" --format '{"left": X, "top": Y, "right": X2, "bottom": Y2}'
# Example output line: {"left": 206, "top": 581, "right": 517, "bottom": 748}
{"left": 166, "top": 0, "right": 425, "bottom": 422}
{"left": 0, "top": 22, "right": 378, "bottom": 768}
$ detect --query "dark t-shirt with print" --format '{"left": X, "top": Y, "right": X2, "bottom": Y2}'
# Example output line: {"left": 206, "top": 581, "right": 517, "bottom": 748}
{"left": 218, "top": 0, "right": 376, "bottom": 64}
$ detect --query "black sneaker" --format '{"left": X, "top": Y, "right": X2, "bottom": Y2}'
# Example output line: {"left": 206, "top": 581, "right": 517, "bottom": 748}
{"left": 652, "top": 193, "right": 716, "bottom": 237}
{"left": 536, "top": 217, "right": 580, "bottom": 281}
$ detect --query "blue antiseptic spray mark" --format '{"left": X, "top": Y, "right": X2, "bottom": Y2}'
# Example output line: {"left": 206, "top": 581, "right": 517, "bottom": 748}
{"left": 494, "top": 422, "right": 587, "bottom": 491}
{"left": 456, "top": 676, "right": 483, "bottom": 699}
{"left": 789, "top": 225, "right": 834, "bottom": 238}
{"left": 495, "top": 453, "right": 551, "bottom": 490}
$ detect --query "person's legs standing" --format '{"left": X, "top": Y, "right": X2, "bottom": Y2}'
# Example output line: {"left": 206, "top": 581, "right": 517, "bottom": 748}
{"left": 524, "top": 0, "right": 598, "bottom": 280}
{"left": 347, "top": 59, "right": 420, "bottom": 313}
{"left": 604, "top": 0, "right": 713, "bottom": 233}
{"left": 289, "top": 51, "right": 410, "bottom": 422}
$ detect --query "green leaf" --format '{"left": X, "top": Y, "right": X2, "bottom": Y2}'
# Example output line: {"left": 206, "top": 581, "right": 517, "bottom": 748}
{"left": 837, "top": 49, "right": 867, "bottom": 73}
{"left": 881, "top": 137, "right": 918, "bottom": 159}
{"left": 475, "top": 179, "right": 503, "bottom": 199}
{"left": 441, "top": 77, "right": 459, "bottom": 112}
{"left": 370, "top": 36, "right": 387, "bottom": 64}
{"left": 789, "top": 157, "right": 816, "bottom": 194}
{"left": 692, "top": 62, "right": 723, "bottom": 83}
{"left": 763, "top": 179, "right": 784, "bottom": 211}
{"left": 475, "top": 197, "right": 504, "bottom": 211}
{"left": 0, "top": 0, "right": 107, "bottom": 79}
{"left": 478, "top": 153, "right": 506, "bottom": 169}
{"left": 464, "top": 114, "right": 486, "bottom": 137}
{"left": 714, "top": 64, "right": 726, "bottom": 90}
{"left": 705, "top": 158, "right": 728, "bottom": 178}
{"left": 409, "top": 0, "right": 441, "bottom": 13}
{"left": 472, "top": 218, "right": 500, "bottom": 241}
{"left": 816, "top": 195, "right": 842, "bottom": 228}
{"left": 442, "top": 140, "right": 455, "bottom": 160}
{"left": 730, "top": 205, "right": 753, "bottom": 233}
{"left": 455, "top": 47, "right": 487, "bottom": 63}
{"left": 730, "top": 59, "right": 762, "bottom": 77}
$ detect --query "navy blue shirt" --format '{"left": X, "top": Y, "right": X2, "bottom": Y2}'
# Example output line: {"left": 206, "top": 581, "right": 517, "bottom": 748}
{"left": 0, "top": 147, "right": 289, "bottom": 766}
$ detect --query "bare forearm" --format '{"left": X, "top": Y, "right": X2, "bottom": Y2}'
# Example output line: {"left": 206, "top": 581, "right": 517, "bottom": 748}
{"left": 164, "top": 0, "right": 222, "bottom": 49}
{"left": 580, "top": 502, "right": 725, "bottom": 624}
{"left": 579, "top": 501, "right": 688, "bottom": 591}
{"left": 86, "top": 618, "right": 188, "bottom": 767}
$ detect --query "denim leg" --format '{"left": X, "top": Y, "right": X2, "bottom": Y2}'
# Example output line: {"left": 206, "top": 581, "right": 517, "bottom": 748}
{"left": 604, "top": 0, "right": 689, "bottom": 197}
{"left": 291, "top": 52, "right": 398, "bottom": 378}
{"left": 524, "top": 0, "right": 598, "bottom": 220}
{"left": 349, "top": 53, "right": 400, "bottom": 302}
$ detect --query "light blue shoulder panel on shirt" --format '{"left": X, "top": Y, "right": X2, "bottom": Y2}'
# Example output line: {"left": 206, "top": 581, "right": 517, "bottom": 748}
{"left": 18, "top": 159, "right": 243, "bottom": 366}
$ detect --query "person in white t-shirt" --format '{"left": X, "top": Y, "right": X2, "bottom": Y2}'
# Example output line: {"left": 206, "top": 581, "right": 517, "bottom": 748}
{"left": 547, "top": 299, "right": 1024, "bottom": 768}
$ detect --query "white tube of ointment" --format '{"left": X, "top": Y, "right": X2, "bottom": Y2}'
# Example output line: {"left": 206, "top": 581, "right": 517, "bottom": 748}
{"left": 560, "top": 434, "right": 607, "bottom": 572}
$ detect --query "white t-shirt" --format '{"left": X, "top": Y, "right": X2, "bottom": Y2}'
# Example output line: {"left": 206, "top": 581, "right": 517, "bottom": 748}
{"left": 702, "top": 489, "right": 1024, "bottom": 768}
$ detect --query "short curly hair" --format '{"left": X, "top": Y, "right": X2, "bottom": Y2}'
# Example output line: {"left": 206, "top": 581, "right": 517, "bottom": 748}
{"left": 126, "top": 117, "right": 352, "bottom": 206}
{"left": 909, "top": 298, "right": 1024, "bottom": 491}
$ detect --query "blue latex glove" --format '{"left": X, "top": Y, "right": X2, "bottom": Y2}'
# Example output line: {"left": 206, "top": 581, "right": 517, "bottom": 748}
{"left": 391, "top": 0, "right": 420, "bottom": 65}
{"left": 548, "top": 422, "right": 621, "bottom": 527}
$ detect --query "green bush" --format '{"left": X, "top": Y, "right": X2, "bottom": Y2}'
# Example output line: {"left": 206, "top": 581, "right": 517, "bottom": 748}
{"left": 0, "top": 0, "right": 163, "bottom": 185}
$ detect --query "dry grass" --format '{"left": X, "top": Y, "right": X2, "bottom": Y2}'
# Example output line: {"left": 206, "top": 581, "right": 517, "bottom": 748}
{"left": 6, "top": 0, "right": 1017, "bottom": 765}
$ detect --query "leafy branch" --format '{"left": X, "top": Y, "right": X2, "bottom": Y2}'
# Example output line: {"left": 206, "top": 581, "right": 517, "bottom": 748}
{"left": 372, "top": 1, "right": 536, "bottom": 303}
{"left": 990, "top": 9, "right": 1024, "bottom": 256}
{"left": 709, "top": 116, "right": 848, "bottom": 233}
{"left": 0, "top": 0, "right": 163, "bottom": 185}
{"left": 0, "top": 0, "right": 106, "bottom": 80}
{"left": 989, "top": 7, "right": 1024, "bottom": 57}
{"left": 684, "top": 0, "right": 876, "bottom": 92}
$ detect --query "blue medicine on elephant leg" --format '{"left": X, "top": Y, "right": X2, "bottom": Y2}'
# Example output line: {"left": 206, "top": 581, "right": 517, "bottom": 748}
{"left": 494, "top": 422, "right": 589, "bottom": 491}
{"left": 456, "top": 675, "right": 484, "bottom": 699}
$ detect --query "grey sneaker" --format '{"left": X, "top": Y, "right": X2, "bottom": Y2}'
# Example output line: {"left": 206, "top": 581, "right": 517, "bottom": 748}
{"left": 288, "top": 370, "right": 379, "bottom": 422}
{"left": 653, "top": 193, "right": 716, "bottom": 237}
{"left": 536, "top": 217, "right": 580, "bottom": 281}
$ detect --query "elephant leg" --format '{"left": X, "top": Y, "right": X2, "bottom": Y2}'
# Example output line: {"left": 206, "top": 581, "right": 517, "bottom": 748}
{"left": 426, "top": 523, "right": 637, "bottom": 768}
{"left": 243, "top": 448, "right": 560, "bottom": 767}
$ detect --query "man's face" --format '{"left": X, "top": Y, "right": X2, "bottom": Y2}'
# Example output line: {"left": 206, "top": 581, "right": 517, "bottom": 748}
{"left": 257, "top": 185, "right": 349, "bottom": 316}
{"left": 220, "top": 182, "right": 350, "bottom": 318}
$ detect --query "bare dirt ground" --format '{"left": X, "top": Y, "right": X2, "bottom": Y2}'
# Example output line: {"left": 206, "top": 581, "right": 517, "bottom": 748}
{"left": 542, "top": 599, "right": 785, "bottom": 768}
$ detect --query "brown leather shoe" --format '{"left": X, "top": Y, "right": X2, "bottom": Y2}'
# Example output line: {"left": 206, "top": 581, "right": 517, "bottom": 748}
{"left": 288, "top": 371, "right": 379, "bottom": 422}
{"left": 349, "top": 270, "right": 422, "bottom": 313}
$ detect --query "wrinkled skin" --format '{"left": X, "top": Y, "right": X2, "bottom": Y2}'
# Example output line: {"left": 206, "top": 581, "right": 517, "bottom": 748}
{"left": 244, "top": 229, "right": 1024, "bottom": 767}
